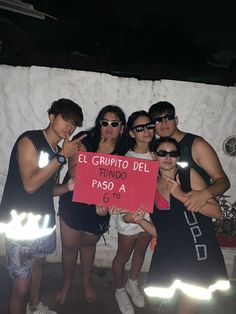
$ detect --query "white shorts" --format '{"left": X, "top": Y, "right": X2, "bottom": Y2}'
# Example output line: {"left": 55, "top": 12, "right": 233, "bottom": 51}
{"left": 116, "top": 212, "right": 150, "bottom": 236}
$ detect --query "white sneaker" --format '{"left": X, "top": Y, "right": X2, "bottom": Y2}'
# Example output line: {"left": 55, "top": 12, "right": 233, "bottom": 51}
{"left": 126, "top": 278, "right": 145, "bottom": 308}
{"left": 115, "top": 288, "right": 135, "bottom": 314}
{"left": 26, "top": 302, "right": 57, "bottom": 314}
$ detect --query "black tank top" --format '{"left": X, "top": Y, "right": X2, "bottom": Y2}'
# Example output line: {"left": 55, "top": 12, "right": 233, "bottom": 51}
{"left": 178, "top": 133, "right": 211, "bottom": 185}
{"left": 0, "top": 130, "right": 59, "bottom": 226}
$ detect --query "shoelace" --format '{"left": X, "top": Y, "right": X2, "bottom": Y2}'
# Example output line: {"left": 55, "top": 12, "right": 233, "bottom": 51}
{"left": 120, "top": 290, "right": 131, "bottom": 306}
{"left": 130, "top": 282, "right": 140, "bottom": 296}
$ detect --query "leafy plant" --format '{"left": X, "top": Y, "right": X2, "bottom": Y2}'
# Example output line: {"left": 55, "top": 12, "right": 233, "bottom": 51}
{"left": 215, "top": 195, "right": 236, "bottom": 238}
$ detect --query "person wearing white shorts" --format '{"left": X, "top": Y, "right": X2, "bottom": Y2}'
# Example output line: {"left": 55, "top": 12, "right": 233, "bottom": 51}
{"left": 112, "top": 110, "right": 155, "bottom": 314}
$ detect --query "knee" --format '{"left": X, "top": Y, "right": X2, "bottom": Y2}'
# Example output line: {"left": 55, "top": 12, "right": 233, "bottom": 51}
{"left": 112, "top": 254, "right": 129, "bottom": 268}
{"left": 133, "top": 247, "right": 147, "bottom": 258}
{"left": 62, "top": 242, "right": 80, "bottom": 254}
{"left": 81, "top": 234, "right": 101, "bottom": 247}
{"left": 12, "top": 281, "right": 29, "bottom": 299}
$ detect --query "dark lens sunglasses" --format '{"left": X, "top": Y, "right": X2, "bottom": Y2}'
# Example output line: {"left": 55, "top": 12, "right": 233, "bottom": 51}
{"left": 156, "top": 150, "right": 180, "bottom": 158}
{"left": 131, "top": 123, "right": 155, "bottom": 132}
{"left": 153, "top": 113, "right": 175, "bottom": 124}
{"left": 100, "top": 120, "right": 122, "bottom": 128}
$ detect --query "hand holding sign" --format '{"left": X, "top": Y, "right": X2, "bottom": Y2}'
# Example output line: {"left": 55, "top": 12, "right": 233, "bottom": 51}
{"left": 96, "top": 205, "right": 130, "bottom": 216}
{"left": 108, "top": 206, "right": 130, "bottom": 215}
{"left": 73, "top": 152, "right": 159, "bottom": 213}
{"left": 96, "top": 205, "right": 109, "bottom": 216}
{"left": 123, "top": 208, "right": 147, "bottom": 224}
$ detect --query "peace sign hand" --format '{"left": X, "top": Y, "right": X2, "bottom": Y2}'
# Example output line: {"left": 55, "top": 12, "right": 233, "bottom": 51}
{"left": 60, "top": 133, "right": 87, "bottom": 158}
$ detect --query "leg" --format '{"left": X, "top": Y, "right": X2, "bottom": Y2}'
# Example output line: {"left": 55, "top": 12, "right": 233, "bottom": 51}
{"left": 6, "top": 238, "right": 33, "bottom": 314}
{"left": 112, "top": 234, "right": 137, "bottom": 314}
{"left": 9, "top": 278, "right": 30, "bottom": 314}
{"left": 112, "top": 233, "right": 137, "bottom": 288}
{"left": 29, "top": 257, "right": 45, "bottom": 307}
{"left": 125, "top": 232, "right": 151, "bottom": 309}
{"left": 129, "top": 231, "right": 151, "bottom": 280}
{"left": 80, "top": 232, "right": 101, "bottom": 302}
{"left": 57, "top": 218, "right": 82, "bottom": 304}
{"left": 177, "top": 295, "right": 199, "bottom": 314}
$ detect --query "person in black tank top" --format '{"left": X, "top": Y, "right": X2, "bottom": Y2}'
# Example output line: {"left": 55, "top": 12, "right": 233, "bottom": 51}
{"left": 149, "top": 101, "right": 230, "bottom": 212}
{"left": 0, "top": 99, "right": 84, "bottom": 314}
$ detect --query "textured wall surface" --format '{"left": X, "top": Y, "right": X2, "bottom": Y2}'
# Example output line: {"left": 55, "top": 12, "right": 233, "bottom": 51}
{"left": 0, "top": 65, "right": 235, "bottom": 273}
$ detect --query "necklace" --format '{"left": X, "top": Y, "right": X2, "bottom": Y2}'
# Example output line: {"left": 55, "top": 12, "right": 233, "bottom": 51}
{"left": 42, "top": 129, "right": 58, "bottom": 154}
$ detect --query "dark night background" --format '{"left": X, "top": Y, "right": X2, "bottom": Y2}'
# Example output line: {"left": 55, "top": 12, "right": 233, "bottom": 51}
{"left": 0, "top": 0, "right": 235, "bottom": 85}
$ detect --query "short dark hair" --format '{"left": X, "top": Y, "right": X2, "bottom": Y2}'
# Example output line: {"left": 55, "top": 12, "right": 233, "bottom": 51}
{"left": 152, "top": 137, "right": 180, "bottom": 154}
{"left": 48, "top": 98, "right": 83, "bottom": 126}
{"left": 149, "top": 101, "right": 175, "bottom": 118}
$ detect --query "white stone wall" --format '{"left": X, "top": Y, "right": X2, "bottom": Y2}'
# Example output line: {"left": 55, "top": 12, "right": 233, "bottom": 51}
{"left": 0, "top": 65, "right": 235, "bottom": 274}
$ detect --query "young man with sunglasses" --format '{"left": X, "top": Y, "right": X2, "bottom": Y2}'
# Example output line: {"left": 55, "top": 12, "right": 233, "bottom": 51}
{"left": 0, "top": 98, "right": 85, "bottom": 314}
{"left": 148, "top": 101, "right": 230, "bottom": 212}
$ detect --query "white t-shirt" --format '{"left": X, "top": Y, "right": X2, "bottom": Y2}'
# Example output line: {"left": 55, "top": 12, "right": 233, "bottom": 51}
{"left": 116, "top": 150, "right": 153, "bottom": 236}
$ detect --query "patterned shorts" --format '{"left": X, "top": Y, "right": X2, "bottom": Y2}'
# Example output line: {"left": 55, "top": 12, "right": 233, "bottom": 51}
{"left": 5, "top": 231, "right": 56, "bottom": 279}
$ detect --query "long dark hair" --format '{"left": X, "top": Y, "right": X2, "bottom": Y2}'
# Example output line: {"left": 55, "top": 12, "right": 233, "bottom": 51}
{"left": 76, "top": 105, "right": 128, "bottom": 155}
{"left": 127, "top": 110, "right": 154, "bottom": 150}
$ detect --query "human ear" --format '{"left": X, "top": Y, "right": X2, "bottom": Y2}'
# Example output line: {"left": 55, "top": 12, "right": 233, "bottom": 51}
{"left": 129, "top": 130, "right": 135, "bottom": 138}
{"left": 49, "top": 113, "right": 55, "bottom": 124}
{"left": 175, "top": 116, "right": 178, "bottom": 126}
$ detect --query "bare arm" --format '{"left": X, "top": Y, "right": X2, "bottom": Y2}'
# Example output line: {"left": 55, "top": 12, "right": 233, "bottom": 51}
{"left": 123, "top": 210, "right": 157, "bottom": 237}
{"left": 67, "top": 133, "right": 116, "bottom": 178}
{"left": 68, "top": 142, "right": 87, "bottom": 178}
{"left": 18, "top": 134, "right": 86, "bottom": 194}
{"left": 164, "top": 170, "right": 221, "bottom": 219}
{"left": 18, "top": 137, "right": 63, "bottom": 193}
{"left": 53, "top": 178, "right": 74, "bottom": 196}
{"left": 138, "top": 219, "right": 157, "bottom": 237}
{"left": 184, "top": 137, "right": 230, "bottom": 210}
{"left": 190, "top": 168, "right": 221, "bottom": 219}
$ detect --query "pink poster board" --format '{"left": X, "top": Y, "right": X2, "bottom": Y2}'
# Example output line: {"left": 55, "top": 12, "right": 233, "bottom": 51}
{"left": 72, "top": 152, "right": 159, "bottom": 213}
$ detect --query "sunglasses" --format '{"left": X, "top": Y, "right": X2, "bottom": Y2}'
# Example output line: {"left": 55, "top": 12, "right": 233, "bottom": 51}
{"left": 100, "top": 120, "right": 122, "bottom": 128}
{"left": 131, "top": 123, "right": 155, "bottom": 132}
{"left": 153, "top": 113, "right": 175, "bottom": 124}
{"left": 156, "top": 150, "right": 180, "bottom": 158}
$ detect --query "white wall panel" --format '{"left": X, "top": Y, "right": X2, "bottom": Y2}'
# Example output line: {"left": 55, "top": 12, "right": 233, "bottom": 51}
{"left": 0, "top": 65, "right": 235, "bottom": 273}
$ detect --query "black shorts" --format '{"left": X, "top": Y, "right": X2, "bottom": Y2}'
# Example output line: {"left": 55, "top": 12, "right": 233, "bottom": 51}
{"left": 58, "top": 191, "right": 110, "bottom": 235}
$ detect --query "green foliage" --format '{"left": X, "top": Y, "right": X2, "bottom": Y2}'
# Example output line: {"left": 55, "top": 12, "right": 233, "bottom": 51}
{"left": 215, "top": 195, "right": 236, "bottom": 238}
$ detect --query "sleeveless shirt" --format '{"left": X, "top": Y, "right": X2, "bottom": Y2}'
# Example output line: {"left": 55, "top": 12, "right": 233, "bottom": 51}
{"left": 0, "top": 130, "right": 59, "bottom": 227}
{"left": 178, "top": 133, "right": 211, "bottom": 185}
